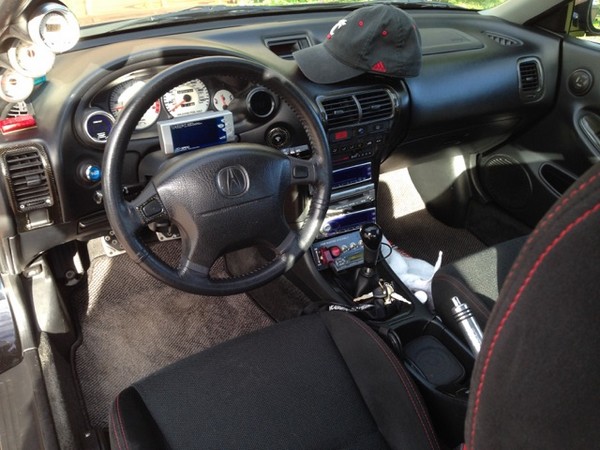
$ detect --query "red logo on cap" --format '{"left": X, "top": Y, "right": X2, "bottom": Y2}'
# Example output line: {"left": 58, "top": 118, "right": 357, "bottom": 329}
{"left": 371, "top": 61, "right": 387, "bottom": 73}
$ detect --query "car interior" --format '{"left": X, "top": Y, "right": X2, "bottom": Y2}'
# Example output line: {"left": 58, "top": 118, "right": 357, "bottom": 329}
{"left": 0, "top": 0, "right": 599, "bottom": 448}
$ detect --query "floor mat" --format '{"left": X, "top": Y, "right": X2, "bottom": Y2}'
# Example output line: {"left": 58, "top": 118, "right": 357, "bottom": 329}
{"left": 378, "top": 168, "right": 487, "bottom": 264}
{"left": 71, "top": 240, "right": 274, "bottom": 428}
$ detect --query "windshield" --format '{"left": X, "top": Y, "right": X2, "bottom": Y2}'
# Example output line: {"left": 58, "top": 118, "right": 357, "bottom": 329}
{"left": 63, "top": 1, "right": 509, "bottom": 28}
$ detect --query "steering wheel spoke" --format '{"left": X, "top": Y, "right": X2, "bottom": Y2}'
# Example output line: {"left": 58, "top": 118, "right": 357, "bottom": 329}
{"left": 289, "top": 156, "right": 318, "bottom": 185}
{"left": 126, "top": 182, "right": 169, "bottom": 229}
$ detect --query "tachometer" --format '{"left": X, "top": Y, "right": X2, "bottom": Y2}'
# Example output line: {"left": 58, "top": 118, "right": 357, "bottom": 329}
{"left": 109, "top": 79, "right": 161, "bottom": 130}
{"left": 163, "top": 79, "right": 210, "bottom": 117}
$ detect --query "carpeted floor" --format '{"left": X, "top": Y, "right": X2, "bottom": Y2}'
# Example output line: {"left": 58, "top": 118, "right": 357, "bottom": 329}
{"left": 378, "top": 168, "right": 487, "bottom": 264}
{"left": 71, "top": 240, "right": 274, "bottom": 429}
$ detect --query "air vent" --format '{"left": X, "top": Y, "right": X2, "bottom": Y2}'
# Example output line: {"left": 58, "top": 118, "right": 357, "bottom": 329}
{"left": 356, "top": 90, "right": 394, "bottom": 122}
{"left": 319, "top": 95, "right": 360, "bottom": 128}
{"left": 1, "top": 101, "right": 32, "bottom": 120}
{"left": 264, "top": 35, "right": 311, "bottom": 60}
{"left": 483, "top": 31, "right": 522, "bottom": 47}
{"left": 518, "top": 58, "right": 543, "bottom": 102}
{"left": 4, "top": 148, "right": 53, "bottom": 212}
{"left": 318, "top": 89, "right": 395, "bottom": 128}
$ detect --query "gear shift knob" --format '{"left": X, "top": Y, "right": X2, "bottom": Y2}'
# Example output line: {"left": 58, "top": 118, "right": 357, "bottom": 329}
{"left": 360, "top": 222, "right": 383, "bottom": 269}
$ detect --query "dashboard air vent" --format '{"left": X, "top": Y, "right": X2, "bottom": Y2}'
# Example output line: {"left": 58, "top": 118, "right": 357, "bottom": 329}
{"left": 264, "top": 35, "right": 311, "bottom": 60}
{"left": 356, "top": 90, "right": 394, "bottom": 122}
{"left": 4, "top": 148, "right": 53, "bottom": 212}
{"left": 318, "top": 89, "right": 395, "bottom": 128}
{"left": 483, "top": 31, "right": 522, "bottom": 47}
{"left": 518, "top": 58, "right": 543, "bottom": 102}
{"left": 320, "top": 95, "right": 360, "bottom": 128}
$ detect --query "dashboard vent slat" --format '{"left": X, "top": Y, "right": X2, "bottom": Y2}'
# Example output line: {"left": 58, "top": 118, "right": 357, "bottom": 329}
{"left": 318, "top": 89, "right": 395, "bottom": 128}
{"left": 265, "top": 35, "right": 311, "bottom": 60}
{"left": 356, "top": 91, "right": 394, "bottom": 122}
{"left": 518, "top": 58, "right": 544, "bottom": 102}
{"left": 483, "top": 31, "right": 522, "bottom": 47}
{"left": 4, "top": 149, "right": 53, "bottom": 212}
{"left": 320, "top": 96, "right": 360, "bottom": 128}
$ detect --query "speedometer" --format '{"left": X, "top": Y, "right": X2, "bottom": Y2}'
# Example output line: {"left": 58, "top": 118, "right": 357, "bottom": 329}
{"left": 109, "top": 79, "right": 161, "bottom": 130}
{"left": 162, "top": 79, "right": 210, "bottom": 117}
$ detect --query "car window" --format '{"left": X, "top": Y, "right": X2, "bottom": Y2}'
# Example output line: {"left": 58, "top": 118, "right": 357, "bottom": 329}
{"left": 63, "top": 1, "right": 510, "bottom": 28}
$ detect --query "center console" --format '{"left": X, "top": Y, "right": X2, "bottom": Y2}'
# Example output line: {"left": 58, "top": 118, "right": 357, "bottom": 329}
{"left": 290, "top": 86, "right": 475, "bottom": 447}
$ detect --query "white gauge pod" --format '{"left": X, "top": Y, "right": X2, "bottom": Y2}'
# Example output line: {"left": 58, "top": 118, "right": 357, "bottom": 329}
{"left": 0, "top": 69, "right": 34, "bottom": 102}
{"left": 7, "top": 40, "right": 55, "bottom": 78}
{"left": 28, "top": 3, "right": 80, "bottom": 54}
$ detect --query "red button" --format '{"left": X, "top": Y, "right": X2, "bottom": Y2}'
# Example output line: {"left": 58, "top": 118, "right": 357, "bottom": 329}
{"left": 329, "top": 246, "right": 342, "bottom": 258}
{"left": 333, "top": 130, "right": 349, "bottom": 141}
{"left": 0, "top": 115, "right": 36, "bottom": 134}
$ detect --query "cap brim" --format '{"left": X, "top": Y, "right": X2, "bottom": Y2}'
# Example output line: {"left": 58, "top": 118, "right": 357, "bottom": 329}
{"left": 293, "top": 44, "right": 364, "bottom": 84}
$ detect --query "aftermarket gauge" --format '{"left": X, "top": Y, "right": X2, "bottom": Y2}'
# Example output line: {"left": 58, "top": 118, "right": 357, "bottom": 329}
{"left": 163, "top": 79, "right": 210, "bottom": 117}
{"left": 7, "top": 40, "right": 55, "bottom": 78}
{"left": 213, "top": 89, "right": 234, "bottom": 111}
{"left": 0, "top": 70, "right": 34, "bottom": 102}
{"left": 28, "top": 3, "right": 80, "bottom": 54}
{"left": 109, "top": 79, "right": 161, "bottom": 130}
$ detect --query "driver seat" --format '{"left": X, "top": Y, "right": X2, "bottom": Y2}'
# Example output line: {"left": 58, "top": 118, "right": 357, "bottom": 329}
{"left": 109, "top": 162, "right": 600, "bottom": 449}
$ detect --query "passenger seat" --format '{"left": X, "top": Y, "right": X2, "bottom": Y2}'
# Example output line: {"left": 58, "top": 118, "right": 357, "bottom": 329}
{"left": 431, "top": 236, "right": 526, "bottom": 338}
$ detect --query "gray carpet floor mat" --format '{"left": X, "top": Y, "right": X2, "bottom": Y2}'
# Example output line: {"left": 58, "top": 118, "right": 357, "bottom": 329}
{"left": 378, "top": 168, "right": 487, "bottom": 264}
{"left": 71, "top": 240, "right": 273, "bottom": 428}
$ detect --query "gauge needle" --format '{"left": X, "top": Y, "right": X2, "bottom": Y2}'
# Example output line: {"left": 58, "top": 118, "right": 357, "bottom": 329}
{"left": 221, "top": 95, "right": 228, "bottom": 108}
{"left": 172, "top": 94, "right": 192, "bottom": 111}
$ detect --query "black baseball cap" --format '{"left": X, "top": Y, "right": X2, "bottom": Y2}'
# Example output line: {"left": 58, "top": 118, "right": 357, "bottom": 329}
{"left": 293, "top": 4, "right": 422, "bottom": 84}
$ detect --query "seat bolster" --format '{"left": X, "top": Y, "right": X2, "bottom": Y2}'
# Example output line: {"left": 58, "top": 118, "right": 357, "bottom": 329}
{"left": 109, "top": 386, "right": 170, "bottom": 450}
{"left": 322, "top": 312, "right": 440, "bottom": 450}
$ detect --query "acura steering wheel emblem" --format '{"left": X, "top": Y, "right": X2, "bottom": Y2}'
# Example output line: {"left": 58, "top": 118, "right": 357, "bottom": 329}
{"left": 216, "top": 165, "right": 250, "bottom": 198}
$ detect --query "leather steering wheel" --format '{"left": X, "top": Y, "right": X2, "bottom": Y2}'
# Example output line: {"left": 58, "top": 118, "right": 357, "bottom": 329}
{"left": 102, "top": 56, "right": 331, "bottom": 295}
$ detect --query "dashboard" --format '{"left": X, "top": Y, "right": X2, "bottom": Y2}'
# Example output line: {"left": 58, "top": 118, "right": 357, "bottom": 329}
{"left": 0, "top": 2, "right": 564, "bottom": 274}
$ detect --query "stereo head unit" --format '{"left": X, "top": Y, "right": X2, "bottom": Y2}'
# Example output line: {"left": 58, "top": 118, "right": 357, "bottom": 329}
{"left": 158, "top": 110, "right": 235, "bottom": 155}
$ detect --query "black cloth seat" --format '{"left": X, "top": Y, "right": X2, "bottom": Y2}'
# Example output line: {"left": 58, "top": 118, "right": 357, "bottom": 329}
{"left": 110, "top": 162, "right": 600, "bottom": 449}
{"left": 109, "top": 311, "right": 440, "bottom": 450}
{"left": 431, "top": 236, "right": 526, "bottom": 336}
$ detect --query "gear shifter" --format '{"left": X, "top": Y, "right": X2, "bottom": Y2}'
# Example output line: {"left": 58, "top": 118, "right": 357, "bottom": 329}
{"left": 354, "top": 222, "right": 383, "bottom": 297}
{"left": 361, "top": 223, "right": 383, "bottom": 271}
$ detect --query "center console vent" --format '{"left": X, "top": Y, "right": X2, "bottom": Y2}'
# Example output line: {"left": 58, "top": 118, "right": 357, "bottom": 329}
{"left": 518, "top": 57, "right": 544, "bottom": 102}
{"left": 318, "top": 89, "right": 395, "bottom": 128}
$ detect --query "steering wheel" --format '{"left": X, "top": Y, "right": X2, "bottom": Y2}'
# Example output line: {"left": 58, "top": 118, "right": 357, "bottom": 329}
{"left": 102, "top": 56, "right": 331, "bottom": 295}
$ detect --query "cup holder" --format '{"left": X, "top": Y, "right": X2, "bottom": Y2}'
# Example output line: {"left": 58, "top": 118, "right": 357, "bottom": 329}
{"left": 393, "top": 318, "right": 474, "bottom": 447}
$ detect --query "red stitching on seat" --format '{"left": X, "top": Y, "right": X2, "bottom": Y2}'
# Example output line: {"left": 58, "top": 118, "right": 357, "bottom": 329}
{"left": 110, "top": 405, "right": 123, "bottom": 450}
{"left": 115, "top": 393, "right": 131, "bottom": 450}
{"left": 345, "top": 314, "right": 440, "bottom": 450}
{"left": 468, "top": 202, "right": 600, "bottom": 449}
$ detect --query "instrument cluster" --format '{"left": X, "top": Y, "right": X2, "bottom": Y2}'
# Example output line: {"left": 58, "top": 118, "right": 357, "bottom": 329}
{"left": 80, "top": 67, "right": 248, "bottom": 146}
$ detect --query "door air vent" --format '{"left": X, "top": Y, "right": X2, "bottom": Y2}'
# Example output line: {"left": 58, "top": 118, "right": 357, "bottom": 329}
{"left": 483, "top": 31, "right": 522, "bottom": 47}
{"left": 4, "top": 148, "right": 53, "bottom": 212}
{"left": 318, "top": 89, "right": 395, "bottom": 128}
{"left": 518, "top": 58, "right": 543, "bottom": 102}
{"left": 264, "top": 35, "right": 311, "bottom": 60}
